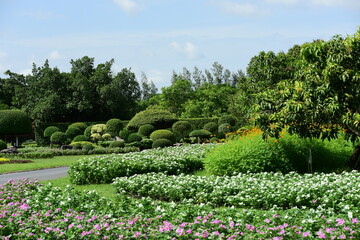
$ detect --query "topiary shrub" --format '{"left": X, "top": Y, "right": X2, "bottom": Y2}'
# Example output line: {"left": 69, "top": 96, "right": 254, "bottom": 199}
{"left": 109, "top": 141, "right": 125, "bottom": 148}
{"left": 0, "top": 140, "right": 6, "bottom": 151}
{"left": 102, "top": 133, "right": 112, "bottom": 141}
{"left": 72, "top": 143, "right": 82, "bottom": 150}
{"left": 68, "top": 122, "right": 88, "bottom": 132}
{"left": 138, "top": 124, "right": 155, "bottom": 137}
{"left": 203, "top": 122, "right": 218, "bottom": 135}
{"left": 0, "top": 110, "right": 32, "bottom": 135}
{"left": 189, "top": 129, "right": 212, "bottom": 143}
{"left": 82, "top": 143, "right": 95, "bottom": 152}
{"left": 73, "top": 135, "right": 88, "bottom": 142}
{"left": 218, "top": 114, "right": 236, "bottom": 126}
{"left": 218, "top": 123, "right": 232, "bottom": 139}
{"left": 50, "top": 132, "right": 68, "bottom": 146}
{"left": 91, "top": 124, "right": 107, "bottom": 142}
{"left": 106, "top": 118, "right": 123, "bottom": 137}
{"left": 66, "top": 127, "right": 82, "bottom": 140}
{"left": 84, "top": 125, "right": 93, "bottom": 139}
{"left": 150, "top": 129, "right": 176, "bottom": 144}
{"left": 140, "top": 139, "right": 153, "bottom": 150}
{"left": 43, "top": 126, "right": 60, "bottom": 138}
{"left": 119, "top": 128, "right": 130, "bottom": 140}
{"left": 152, "top": 138, "right": 173, "bottom": 148}
{"left": 172, "top": 121, "right": 192, "bottom": 141}
{"left": 127, "top": 109, "right": 177, "bottom": 131}
{"left": 127, "top": 133, "right": 143, "bottom": 143}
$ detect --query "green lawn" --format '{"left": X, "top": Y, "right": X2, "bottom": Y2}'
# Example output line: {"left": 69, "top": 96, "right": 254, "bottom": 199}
{"left": 0, "top": 155, "right": 87, "bottom": 174}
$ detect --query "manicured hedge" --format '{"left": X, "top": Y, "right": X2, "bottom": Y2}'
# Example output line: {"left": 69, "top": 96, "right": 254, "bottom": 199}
{"left": 106, "top": 118, "right": 123, "bottom": 137}
{"left": 150, "top": 130, "right": 176, "bottom": 144}
{"left": 178, "top": 117, "right": 219, "bottom": 130}
{"left": 0, "top": 110, "right": 32, "bottom": 135}
{"left": 127, "top": 109, "right": 177, "bottom": 130}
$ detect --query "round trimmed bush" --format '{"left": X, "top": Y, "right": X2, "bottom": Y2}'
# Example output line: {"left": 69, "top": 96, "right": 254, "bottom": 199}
{"left": 82, "top": 143, "right": 95, "bottom": 152}
{"left": 84, "top": 125, "right": 93, "bottom": 139}
{"left": 0, "top": 110, "right": 32, "bottom": 135}
{"left": 0, "top": 140, "right": 6, "bottom": 151}
{"left": 172, "top": 121, "right": 192, "bottom": 141}
{"left": 66, "top": 127, "right": 82, "bottom": 140}
{"left": 218, "top": 123, "right": 232, "bottom": 139}
{"left": 138, "top": 124, "right": 155, "bottom": 137}
{"left": 119, "top": 128, "right": 130, "bottom": 140}
{"left": 91, "top": 124, "right": 107, "bottom": 134}
{"left": 140, "top": 139, "right": 153, "bottom": 150}
{"left": 150, "top": 129, "right": 176, "bottom": 144}
{"left": 127, "top": 109, "right": 177, "bottom": 131}
{"left": 190, "top": 129, "right": 212, "bottom": 143}
{"left": 109, "top": 141, "right": 125, "bottom": 148}
{"left": 152, "top": 138, "right": 172, "bottom": 148}
{"left": 68, "top": 122, "right": 88, "bottom": 132}
{"left": 102, "top": 133, "right": 112, "bottom": 141}
{"left": 106, "top": 118, "right": 123, "bottom": 137}
{"left": 127, "top": 133, "right": 143, "bottom": 143}
{"left": 218, "top": 115, "right": 236, "bottom": 126}
{"left": 50, "top": 132, "right": 68, "bottom": 145}
{"left": 73, "top": 135, "right": 88, "bottom": 142}
{"left": 44, "top": 126, "right": 60, "bottom": 138}
{"left": 203, "top": 122, "right": 218, "bottom": 135}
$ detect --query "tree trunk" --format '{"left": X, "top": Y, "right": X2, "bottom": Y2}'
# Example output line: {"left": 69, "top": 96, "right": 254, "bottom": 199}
{"left": 349, "top": 143, "right": 360, "bottom": 170}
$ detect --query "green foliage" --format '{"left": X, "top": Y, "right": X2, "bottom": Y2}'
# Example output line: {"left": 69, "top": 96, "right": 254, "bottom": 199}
{"left": 203, "top": 122, "right": 218, "bottom": 134}
{"left": 102, "top": 133, "right": 112, "bottom": 141}
{"left": 125, "top": 141, "right": 141, "bottom": 148}
{"left": 50, "top": 132, "right": 68, "bottom": 145}
{"left": 127, "top": 133, "right": 143, "bottom": 143}
{"left": 152, "top": 138, "right": 172, "bottom": 148}
{"left": 109, "top": 141, "right": 125, "bottom": 148}
{"left": 218, "top": 114, "right": 236, "bottom": 126}
{"left": 84, "top": 125, "right": 93, "bottom": 139}
{"left": 127, "top": 109, "right": 177, "bottom": 131}
{"left": 189, "top": 129, "right": 212, "bottom": 143}
{"left": 0, "top": 110, "right": 32, "bottom": 135}
{"left": 140, "top": 139, "right": 153, "bottom": 150}
{"left": 119, "top": 128, "right": 130, "bottom": 140}
{"left": 65, "top": 127, "right": 82, "bottom": 140}
{"left": 68, "top": 122, "right": 88, "bottom": 132}
{"left": 178, "top": 117, "right": 219, "bottom": 130}
{"left": 91, "top": 124, "right": 107, "bottom": 142}
{"left": 82, "top": 143, "right": 95, "bottom": 152}
{"left": 0, "top": 140, "right": 6, "bottom": 150}
{"left": 106, "top": 118, "right": 123, "bottom": 137}
{"left": 218, "top": 123, "right": 232, "bottom": 139}
{"left": 72, "top": 143, "right": 82, "bottom": 150}
{"left": 150, "top": 129, "right": 176, "bottom": 144}
{"left": 137, "top": 124, "right": 155, "bottom": 137}
{"left": 73, "top": 135, "right": 88, "bottom": 142}
{"left": 172, "top": 121, "right": 192, "bottom": 141}
{"left": 43, "top": 126, "right": 60, "bottom": 138}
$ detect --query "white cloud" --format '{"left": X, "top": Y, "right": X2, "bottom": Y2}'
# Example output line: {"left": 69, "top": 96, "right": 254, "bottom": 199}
{"left": 19, "top": 68, "right": 32, "bottom": 76}
{"left": 309, "top": 0, "right": 360, "bottom": 8}
{"left": 49, "top": 50, "right": 63, "bottom": 60}
{"left": 170, "top": 41, "right": 204, "bottom": 60}
{"left": 147, "top": 69, "right": 171, "bottom": 88}
{"left": 112, "top": 0, "right": 140, "bottom": 13}
{"left": 213, "top": 0, "right": 266, "bottom": 16}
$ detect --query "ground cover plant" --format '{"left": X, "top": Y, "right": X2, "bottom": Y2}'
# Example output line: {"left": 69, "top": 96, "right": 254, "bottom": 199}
{"left": 0, "top": 178, "right": 359, "bottom": 239}
{"left": 68, "top": 144, "right": 212, "bottom": 185}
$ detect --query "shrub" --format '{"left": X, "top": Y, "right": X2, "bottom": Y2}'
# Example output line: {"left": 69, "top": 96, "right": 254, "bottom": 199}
{"left": 84, "top": 125, "right": 93, "bottom": 139}
{"left": 91, "top": 124, "right": 107, "bottom": 142}
{"left": 72, "top": 143, "right": 82, "bottom": 150}
{"left": 106, "top": 118, "right": 123, "bottom": 137}
{"left": 218, "top": 115, "right": 236, "bottom": 126}
{"left": 218, "top": 123, "right": 232, "bottom": 139}
{"left": 97, "top": 141, "right": 112, "bottom": 148}
{"left": 82, "top": 144, "right": 95, "bottom": 152}
{"left": 73, "top": 135, "right": 88, "bottom": 142}
{"left": 150, "top": 129, "right": 176, "bottom": 144}
{"left": 0, "top": 110, "right": 32, "bottom": 135}
{"left": 127, "top": 109, "right": 177, "bottom": 131}
{"left": 140, "top": 139, "right": 153, "bottom": 150}
{"left": 109, "top": 141, "right": 125, "bottom": 148}
{"left": 69, "top": 141, "right": 95, "bottom": 148}
{"left": 102, "top": 133, "right": 112, "bottom": 141}
{"left": 66, "top": 127, "right": 82, "bottom": 140}
{"left": 125, "top": 141, "right": 141, "bottom": 148}
{"left": 43, "top": 126, "right": 60, "bottom": 138}
{"left": 119, "top": 128, "right": 130, "bottom": 140}
{"left": 50, "top": 132, "right": 68, "bottom": 145}
{"left": 189, "top": 129, "right": 212, "bottom": 143}
{"left": 127, "top": 133, "right": 143, "bottom": 143}
{"left": 172, "top": 121, "right": 192, "bottom": 141}
{"left": 203, "top": 122, "right": 218, "bottom": 135}
{"left": 68, "top": 122, "right": 88, "bottom": 132}
{"left": 138, "top": 124, "right": 155, "bottom": 137}
{"left": 0, "top": 140, "right": 6, "bottom": 151}
{"left": 152, "top": 138, "right": 173, "bottom": 148}
{"left": 178, "top": 117, "right": 220, "bottom": 130}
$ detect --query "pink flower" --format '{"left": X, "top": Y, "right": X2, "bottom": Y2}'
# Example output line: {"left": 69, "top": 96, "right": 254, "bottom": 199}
{"left": 133, "top": 232, "right": 141, "bottom": 237}
{"left": 302, "top": 232, "right": 310, "bottom": 237}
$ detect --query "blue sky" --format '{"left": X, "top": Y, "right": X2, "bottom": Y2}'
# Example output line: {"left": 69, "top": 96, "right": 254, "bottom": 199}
{"left": 0, "top": 0, "right": 359, "bottom": 89}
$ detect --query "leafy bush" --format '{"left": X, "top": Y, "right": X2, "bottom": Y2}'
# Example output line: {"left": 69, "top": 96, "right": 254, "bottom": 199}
{"left": 65, "top": 127, "right": 82, "bottom": 140}
{"left": 218, "top": 114, "right": 236, "bottom": 126}
{"left": 204, "top": 128, "right": 354, "bottom": 175}
{"left": 172, "top": 121, "right": 192, "bottom": 141}
{"left": 73, "top": 135, "right": 88, "bottom": 142}
{"left": 69, "top": 145, "right": 210, "bottom": 184}
{"left": 218, "top": 123, "right": 232, "bottom": 139}
{"left": 43, "top": 126, "right": 60, "bottom": 138}
{"left": 109, "top": 141, "right": 125, "bottom": 148}
{"left": 150, "top": 129, "right": 176, "bottom": 144}
{"left": 84, "top": 125, "right": 93, "bottom": 139}
{"left": 125, "top": 141, "right": 141, "bottom": 148}
{"left": 203, "top": 122, "right": 218, "bottom": 135}
{"left": 82, "top": 143, "right": 95, "bottom": 152}
{"left": 152, "top": 138, "right": 172, "bottom": 148}
{"left": 50, "top": 132, "right": 68, "bottom": 145}
{"left": 189, "top": 129, "right": 212, "bottom": 143}
{"left": 106, "top": 118, "right": 123, "bottom": 137}
{"left": 127, "top": 109, "right": 177, "bottom": 130}
{"left": 178, "top": 117, "right": 220, "bottom": 130}
{"left": 0, "top": 110, "right": 32, "bottom": 135}
{"left": 138, "top": 124, "right": 155, "bottom": 137}
{"left": 69, "top": 141, "right": 95, "bottom": 148}
{"left": 102, "top": 133, "right": 112, "bottom": 141}
{"left": 127, "top": 133, "right": 143, "bottom": 143}
{"left": 72, "top": 143, "right": 82, "bottom": 150}
{"left": 91, "top": 124, "right": 107, "bottom": 135}
{"left": 119, "top": 128, "right": 130, "bottom": 140}
{"left": 68, "top": 122, "right": 88, "bottom": 132}
{"left": 0, "top": 140, "right": 6, "bottom": 151}
{"left": 140, "top": 139, "right": 153, "bottom": 150}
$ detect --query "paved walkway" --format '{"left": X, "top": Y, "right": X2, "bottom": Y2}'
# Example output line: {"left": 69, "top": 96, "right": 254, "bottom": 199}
{"left": 0, "top": 166, "right": 70, "bottom": 185}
